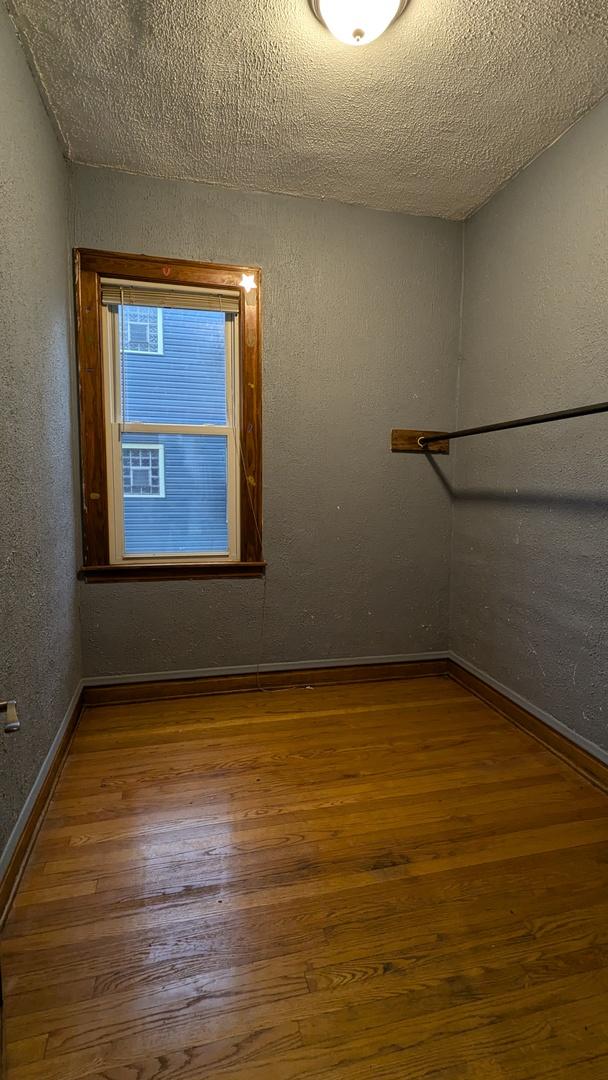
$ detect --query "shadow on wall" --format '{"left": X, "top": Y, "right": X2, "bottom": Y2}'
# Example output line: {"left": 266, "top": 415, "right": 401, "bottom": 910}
{"left": 426, "top": 457, "right": 607, "bottom": 514}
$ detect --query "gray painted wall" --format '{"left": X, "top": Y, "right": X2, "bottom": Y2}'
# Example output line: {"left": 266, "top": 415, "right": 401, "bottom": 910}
{"left": 451, "top": 94, "right": 608, "bottom": 752}
{"left": 6, "top": 0, "right": 606, "bottom": 872}
{"left": 0, "top": 8, "right": 81, "bottom": 856}
{"left": 73, "top": 165, "right": 462, "bottom": 677}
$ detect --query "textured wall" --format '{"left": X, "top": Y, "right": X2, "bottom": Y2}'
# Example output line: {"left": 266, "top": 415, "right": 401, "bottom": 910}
{"left": 0, "top": 8, "right": 81, "bottom": 856}
{"left": 451, "top": 94, "right": 608, "bottom": 752}
{"left": 73, "top": 165, "right": 461, "bottom": 677}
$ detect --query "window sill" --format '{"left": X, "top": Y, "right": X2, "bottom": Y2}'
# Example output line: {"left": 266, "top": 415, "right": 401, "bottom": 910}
{"left": 79, "top": 562, "right": 266, "bottom": 583}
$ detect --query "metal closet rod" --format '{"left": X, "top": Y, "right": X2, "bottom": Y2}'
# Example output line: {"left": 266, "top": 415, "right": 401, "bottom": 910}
{"left": 420, "top": 400, "right": 608, "bottom": 446}
{"left": 391, "top": 400, "right": 608, "bottom": 456}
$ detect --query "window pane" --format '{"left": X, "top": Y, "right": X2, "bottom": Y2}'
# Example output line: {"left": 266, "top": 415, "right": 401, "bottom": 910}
{"left": 122, "top": 434, "right": 229, "bottom": 555}
{"left": 118, "top": 306, "right": 228, "bottom": 424}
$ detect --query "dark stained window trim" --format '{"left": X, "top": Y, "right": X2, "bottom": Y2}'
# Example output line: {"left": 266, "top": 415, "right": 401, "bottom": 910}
{"left": 74, "top": 248, "right": 263, "bottom": 581}
{"left": 79, "top": 562, "right": 266, "bottom": 583}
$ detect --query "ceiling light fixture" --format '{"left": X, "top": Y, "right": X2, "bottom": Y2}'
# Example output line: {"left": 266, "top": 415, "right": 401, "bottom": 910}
{"left": 309, "top": 0, "right": 409, "bottom": 46}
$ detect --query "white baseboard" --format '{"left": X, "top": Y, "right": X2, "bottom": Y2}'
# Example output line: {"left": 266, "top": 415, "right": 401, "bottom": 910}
{"left": 81, "top": 650, "right": 448, "bottom": 688}
{"left": 0, "top": 680, "right": 83, "bottom": 881}
{"left": 449, "top": 651, "right": 608, "bottom": 767}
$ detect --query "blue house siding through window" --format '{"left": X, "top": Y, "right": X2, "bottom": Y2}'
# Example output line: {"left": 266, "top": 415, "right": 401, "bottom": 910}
{"left": 119, "top": 307, "right": 230, "bottom": 555}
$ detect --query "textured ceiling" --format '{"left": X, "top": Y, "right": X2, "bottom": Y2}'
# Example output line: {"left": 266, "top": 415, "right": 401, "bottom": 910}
{"left": 7, "top": 0, "right": 608, "bottom": 219}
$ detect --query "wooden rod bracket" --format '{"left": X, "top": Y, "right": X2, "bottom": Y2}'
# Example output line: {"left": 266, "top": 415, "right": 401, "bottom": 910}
{"left": 391, "top": 429, "right": 450, "bottom": 454}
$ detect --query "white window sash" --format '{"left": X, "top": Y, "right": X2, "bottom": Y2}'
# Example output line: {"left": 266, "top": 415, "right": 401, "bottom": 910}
{"left": 121, "top": 423, "right": 230, "bottom": 436}
{"left": 102, "top": 305, "right": 240, "bottom": 564}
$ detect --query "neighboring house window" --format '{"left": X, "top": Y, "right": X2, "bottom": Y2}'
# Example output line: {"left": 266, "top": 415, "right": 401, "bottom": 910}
{"left": 123, "top": 444, "right": 165, "bottom": 497}
{"left": 74, "top": 250, "right": 262, "bottom": 580}
{"left": 122, "top": 306, "right": 164, "bottom": 354}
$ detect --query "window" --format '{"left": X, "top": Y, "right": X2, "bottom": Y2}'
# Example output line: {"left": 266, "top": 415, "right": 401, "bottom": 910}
{"left": 123, "top": 444, "right": 165, "bottom": 497}
{"left": 74, "top": 250, "right": 262, "bottom": 580}
{"left": 103, "top": 286, "right": 239, "bottom": 561}
{"left": 122, "top": 306, "right": 164, "bottom": 354}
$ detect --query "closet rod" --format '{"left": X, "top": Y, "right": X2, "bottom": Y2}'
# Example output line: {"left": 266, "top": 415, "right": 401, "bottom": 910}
{"left": 391, "top": 400, "right": 608, "bottom": 456}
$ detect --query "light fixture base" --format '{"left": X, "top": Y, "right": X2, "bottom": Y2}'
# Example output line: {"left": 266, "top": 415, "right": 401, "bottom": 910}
{"left": 309, "top": 0, "right": 410, "bottom": 46}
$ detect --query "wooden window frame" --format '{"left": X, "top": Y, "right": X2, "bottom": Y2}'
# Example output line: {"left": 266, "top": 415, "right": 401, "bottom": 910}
{"left": 74, "top": 249, "right": 263, "bottom": 582}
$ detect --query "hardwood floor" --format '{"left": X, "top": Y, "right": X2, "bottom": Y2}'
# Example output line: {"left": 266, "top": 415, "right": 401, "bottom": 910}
{"left": 2, "top": 675, "right": 608, "bottom": 1078}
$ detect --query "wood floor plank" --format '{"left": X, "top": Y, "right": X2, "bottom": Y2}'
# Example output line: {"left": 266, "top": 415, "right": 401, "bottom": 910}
{"left": 35, "top": 768, "right": 600, "bottom": 846}
{"left": 23, "top": 768, "right": 574, "bottom": 881}
{"left": 6, "top": 901, "right": 608, "bottom": 1054}
{"left": 22, "top": 786, "right": 608, "bottom": 886}
{"left": 2, "top": 676, "right": 607, "bottom": 1078}
{"left": 7, "top": 806, "right": 608, "bottom": 941}
{"left": 6, "top": 844, "right": 607, "bottom": 1000}
{"left": 2, "top": 977, "right": 97, "bottom": 1021}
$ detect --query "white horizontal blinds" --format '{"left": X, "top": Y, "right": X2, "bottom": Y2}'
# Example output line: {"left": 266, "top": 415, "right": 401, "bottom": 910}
{"left": 100, "top": 281, "right": 240, "bottom": 313}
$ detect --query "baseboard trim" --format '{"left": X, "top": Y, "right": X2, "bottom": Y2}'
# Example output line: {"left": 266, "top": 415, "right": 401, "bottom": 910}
{"left": 82, "top": 651, "right": 447, "bottom": 687}
{"left": 0, "top": 683, "right": 83, "bottom": 929}
{"left": 447, "top": 656, "right": 608, "bottom": 794}
{"left": 82, "top": 653, "right": 449, "bottom": 706}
